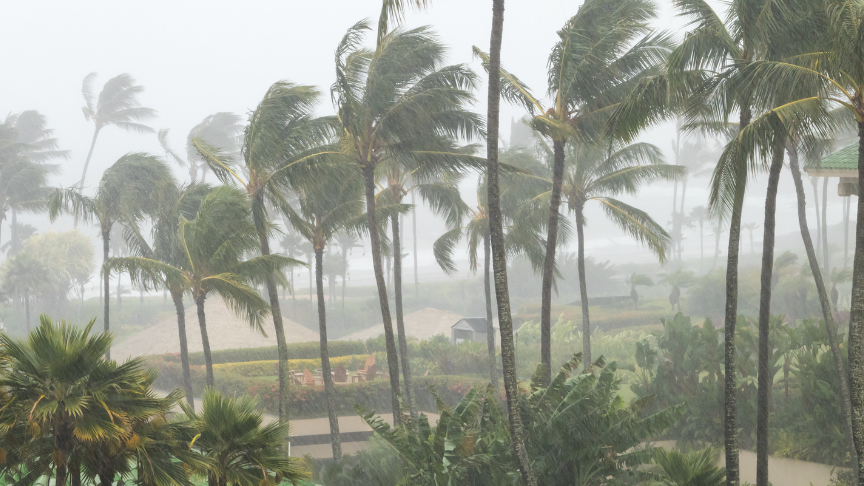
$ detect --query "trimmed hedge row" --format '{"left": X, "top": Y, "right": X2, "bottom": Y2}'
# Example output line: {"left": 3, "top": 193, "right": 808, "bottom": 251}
{"left": 149, "top": 355, "right": 487, "bottom": 419}
{"left": 159, "top": 340, "right": 367, "bottom": 366}
{"left": 211, "top": 355, "right": 371, "bottom": 376}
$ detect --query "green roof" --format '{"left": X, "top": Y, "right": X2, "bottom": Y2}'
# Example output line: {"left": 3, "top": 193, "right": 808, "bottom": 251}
{"left": 818, "top": 143, "right": 858, "bottom": 170}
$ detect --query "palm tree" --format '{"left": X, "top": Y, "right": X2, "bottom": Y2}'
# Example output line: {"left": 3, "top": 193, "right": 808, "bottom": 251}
{"left": 626, "top": 273, "right": 654, "bottom": 309}
{"left": 182, "top": 388, "right": 308, "bottom": 486}
{"left": 281, "top": 168, "right": 366, "bottom": 462}
{"left": 742, "top": 222, "right": 759, "bottom": 254}
{"left": 279, "top": 225, "right": 305, "bottom": 317}
{"left": 482, "top": 0, "right": 536, "bottom": 482}
{"left": 0, "top": 252, "right": 50, "bottom": 331}
{"left": 79, "top": 73, "right": 155, "bottom": 189}
{"left": 476, "top": 0, "right": 670, "bottom": 385}
{"left": 559, "top": 141, "right": 678, "bottom": 363}
{"left": 334, "top": 231, "right": 362, "bottom": 317}
{"left": 118, "top": 182, "right": 214, "bottom": 410}
{"left": 659, "top": 267, "right": 695, "bottom": 312}
{"left": 690, "top": 205, "right": 709, "bottom": 272}
{"left": 0, "top": 316, "right": 171, "bottom": 486}
{"left": 110, "top": 186, "right": 298, "bottom": 387}
{"left": 330, "top": 16, "right": 482, "bottom": 426}
{"left": 48, "top": 153, "right": 175, "bottom": 359}
{"left": 377, "top": 161, "right": 469, "bottom": 419}
{"left": 158, "top": 112, "right": 242, "bottom": 183}
{"left": 194, "top": 81, "right": 335, "bottom": 426}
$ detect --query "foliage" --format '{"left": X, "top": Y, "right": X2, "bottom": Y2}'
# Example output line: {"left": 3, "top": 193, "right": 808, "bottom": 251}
{"left": 157, "top": 340, "right": 368, "bottom": 365}
{"left": 650, "top": 447, "right": 725, "bottom": 486}
{"left": 211, "top": 355, "right": 372, "bottom": 376}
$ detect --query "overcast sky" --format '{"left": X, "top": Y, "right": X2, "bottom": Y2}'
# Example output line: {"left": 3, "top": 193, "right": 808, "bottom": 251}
{"left": 1, "top": 0, "right": 850, "bottom": 291}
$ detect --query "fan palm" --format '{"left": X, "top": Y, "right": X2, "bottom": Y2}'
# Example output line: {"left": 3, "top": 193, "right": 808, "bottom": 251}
{"left": 280, "top": 168, "right": 367, "bottom": 461}
{"left": 109, "top": 186, "right": 299, "bottom": 387}
{"left": 158, "top": 112, "right": 242, "bottom": 183}
{"left": 48, "top": 153, "right": 175, "bottom": 359}
{"left": 0, "top": 316, "right": 172, "bottom": 486}
{"left": 181, "top": 388, "right": 308, "bottom": 486}
{"left": 330, "top": 16, "right": 482, "bottom": 426}
{"left": 476, "top": 0, "right": 671, "bottom": 385}
{"left": 79, "top": 73, "right": 155, "bottom": 191}
{"left": 194, "top": 81, "right": 334, "bottom": 426}
{"left": 557, "top": 141, "right": 679, "bottom": 363}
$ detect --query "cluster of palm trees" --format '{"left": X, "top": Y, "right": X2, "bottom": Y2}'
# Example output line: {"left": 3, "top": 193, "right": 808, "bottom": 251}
{"left": 0, "top": 316, "right": 305, "bottom": 486}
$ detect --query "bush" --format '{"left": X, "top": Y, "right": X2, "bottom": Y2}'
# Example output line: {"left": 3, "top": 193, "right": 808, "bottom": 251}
{"left": 149, "top": 354, "right": 486, "bottom": 418}
{"left": 211, "top": 355, "right": 372, "bottom": 376}
{"left": 157, "top": 340, "right": 367, "bottom": 366}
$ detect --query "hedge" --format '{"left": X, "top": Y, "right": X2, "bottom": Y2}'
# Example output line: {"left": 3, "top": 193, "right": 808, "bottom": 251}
{"left": 149, "top": 356, "right": 488, "bottom": 419}
{"left": 158, "top": 340, "right": 367, "bottom": 366}
{"left": 211, "top": 355, "right": 371, "bottom": 377}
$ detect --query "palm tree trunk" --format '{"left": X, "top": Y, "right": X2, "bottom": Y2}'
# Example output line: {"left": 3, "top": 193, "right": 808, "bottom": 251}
{"left": 412, "top": 191, "right": 419, "bottom": 297}
{"left": 171, "top": 289, "right": 195, "bottom": 411}
{"left": 195, "top": 294, "right": 215, "bottom": 387}
{"left": 714, "top": 222, "right": 722, "bottom": 269}
{"left": 102, "top": 226, "right": 111, "bottom": 360}
{"left": 391, "top": 214, "right": 417, "bottom": 419}
{"left": 847, "top": 196, "right": 852, "bottom": 269}
{"left": 812, "top": 177, "right": 822, "bottom": 258}
{"left": 539, "top": 138, "right": 566, "bottom": 386}
{"left": 847, "top": 122, "right": 864, "bottom": 486}
{"left": 724, "top": 107, "right": 751, "bottom": 486}
{"left": 99, "top": 472, "right": 113, "bottom": 486}
{"left": 823, "top": 176, "right": 831, "bottom": 271}
{"left": 315, "top": 247, "right": 342, "bottom": 461}
{"left": 756, "top": 140, "right": 784, "bottom": 486}
{"left": 75, "top": 129, "right": 100, "bottom": 227}
{"left": 342, "top": 250, "right": 348, "bottom": 317}
{"left": 679, "top": 176, "right": 689, "bottom": 261}
{"left": 362, "top": 165, "right": 403, "bottom": 427}
{"left": 484, "top": 233, "right": 498, "bottom": 391}
{"left": 485, "top": 1, "right": 536, "bottom": 484}
{"left": 789, "top": 146, "right": 858, "bottom": 482}
{"left": 251, "top": 198, "right": 292, "bottom": 427}
{"left": 700, "top": 221, "right": 704, "bottom": 273}
{"left": 576, "top": 210, "right": 591, "bottom": 366}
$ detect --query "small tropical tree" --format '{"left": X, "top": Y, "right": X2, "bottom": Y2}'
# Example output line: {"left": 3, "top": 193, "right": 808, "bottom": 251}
{"left": 48, "top": 153, "right": 175, "bottom": 359}
{"left": 182, "top": 388, "right": 308, "bottom": 486}
{"left": 626, "top": 273, "right": 654, "bottom": 309}
{"left": 0, "top": 252, "right": 50, "bottom": 331}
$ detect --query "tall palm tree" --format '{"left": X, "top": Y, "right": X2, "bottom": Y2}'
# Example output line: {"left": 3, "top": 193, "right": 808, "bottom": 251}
{"left": 558, "top": 141, "right": 678, "bottom": 363}
{"left": 334, "top": 231, "right": 362, "bottom": 317}
{"left": 194, "top": 81, "right": 335, "bottom": 426}
{"left": 281, "top": 168, "right": 366, "bottom": 462}
{"left": 110, "top": 186, "right": 298, "bottom": 387}
{"left": 330, "top": 16, "right": 482, "bottom": 425}
{"left": 377, "top": 161, "right": 469, "bottom": 419}
{"left": 690, "top": 205, "right": 709, "bottom": 272}
{"left": 182, "top": 388, "right": 308, "bottom": 486}
{"left": 482, "top": 0, "right": 537, "bottom": 482}
{"left": 119, "top": 182, "right": 214, "bottom": 410}
{"left": 79, "top": 73, "right": 156, "bottom": 191}
{"left": 476, "top": 0, "right": 671, "bottom": 384}
{"left": 48, "top": 153, "right": 175, "bottom": 359}
{"left": 158, "top": 112, "right": 242, "bottom": 183}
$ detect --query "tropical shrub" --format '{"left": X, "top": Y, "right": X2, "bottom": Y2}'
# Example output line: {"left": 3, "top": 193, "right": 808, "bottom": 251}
{"left": 156, "top": 340, "right": 367, "bottom": 366}
{"left": 211, "top": 355, "right": 372, "bottom": 376}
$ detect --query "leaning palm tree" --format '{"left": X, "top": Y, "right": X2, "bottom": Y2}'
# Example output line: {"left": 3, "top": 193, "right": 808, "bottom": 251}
{"left": 194, "top": 81, "right": 335, "bottom": 426}
{"left": 158, "top": 112, "right": 242, "bottom": 183}
{"left": 110, "top": 186, "right": 299, "bottom": 387}
{"left": 475, "top": 0, "right": 671, "bottom": 383}
{"left": 182, "top": 388, "right": 308, "bottom": 486}
{"left": 626, "top": 273, "right": 654, "bottom": 309}
{"left": 118, "top": 182, "right": 214, "bottom": 409}
{"left": 281, "top": 168, "right": 367, "bottom": 462}
{"left": 558, "top": 141, "right": 679, "bottom": 363}
{"left": 481, "top": 0, "right": 536, "bottom": 482}
{"left": 79, "top": 73, "right": 155, "bottom": 189}
{"left": 330, "top": 17, "right": 482, "bottom": 426}
{"left": 48, "top": 153, "right": 175, "bottom": 359}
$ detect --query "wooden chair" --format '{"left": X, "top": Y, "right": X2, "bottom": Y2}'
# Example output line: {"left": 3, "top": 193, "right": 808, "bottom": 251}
{"left": 334, "top": 366, "right": 348, "bottom": 383}
{"left": 364, "top": 364, "right": 379, "bottom": 382}
{"left": 303, "top": 369, "right": 315, "bottom": 386}
{"left": 357, "top": 356, "right": 376, "bottom": 378}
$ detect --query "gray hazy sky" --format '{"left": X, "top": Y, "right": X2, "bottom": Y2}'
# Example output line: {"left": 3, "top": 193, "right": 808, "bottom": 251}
{"left": 1, "top": 0, "right": 845, "bottom": 288}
